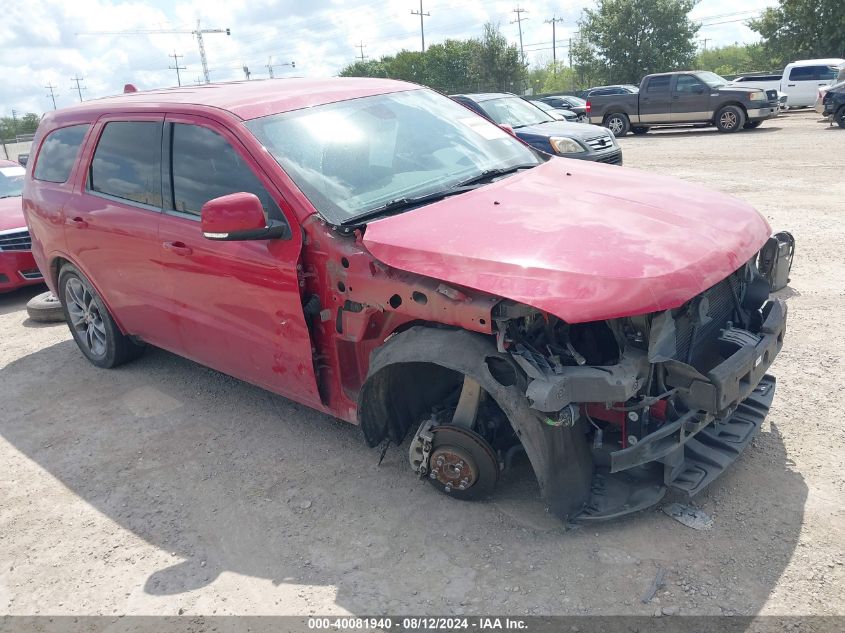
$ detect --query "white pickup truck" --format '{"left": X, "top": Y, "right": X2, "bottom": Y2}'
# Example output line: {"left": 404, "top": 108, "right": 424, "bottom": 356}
{"left": 729, "top": 59, "right": 845, "bottom": 108}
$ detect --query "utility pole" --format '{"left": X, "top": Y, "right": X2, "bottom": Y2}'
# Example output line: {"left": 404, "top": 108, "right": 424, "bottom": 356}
{"left": 70, "top": 75, "right": 86, "bottom": 101}
{"left": 700, "top": 38, "right": 711, "bottom": 53}
{"left": 545, "top": 15, "right": 565, "bottom": 69}
{"left": 194, "top": 76, "right": 204, "bottom": 85}
{"left": 10, "top": 109, "right": 19, "bottom": 134}
{"left": 511, "top": 6, "right": 528, "bottom": 65}
{"left": 168, "top": 50, "right": 186, "bottom": 86}
{"left": 411, "top": 0, "right": 430, "bottom": 53}
{"left": 45, "top": 83, "right": 58, "bottom": 109}
{"left": 356, "top": 41, "right": 368, "bottom": 62}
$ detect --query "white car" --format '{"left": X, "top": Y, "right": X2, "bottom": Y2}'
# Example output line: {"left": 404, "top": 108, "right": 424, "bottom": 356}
{"left": 727, "top": 76, "right": 788, "bottom": 111}
{"left": 780, "top": 59, "right": 845, "bottom": 108}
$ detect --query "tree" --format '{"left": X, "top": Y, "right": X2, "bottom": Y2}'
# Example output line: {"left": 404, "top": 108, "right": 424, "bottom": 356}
{"left": 424, "top": 39, "right": 481, "bottom": 94}
{"left": 338, "top": 60, "right": 390, "bottom": 78}
{"left": 470, "top": 23, "right": 526, "bottom": 93}
{"left": 1, "top": 113, "right": 41, "bottom": 139}
{"left": 750, "top": 0, "right": 845, "bottom": 66}
{"left": 695, "top": 43, "right": 779, "bottom": 76}
{"left": 578, "top": 0, "right": 699, "bottom": 84}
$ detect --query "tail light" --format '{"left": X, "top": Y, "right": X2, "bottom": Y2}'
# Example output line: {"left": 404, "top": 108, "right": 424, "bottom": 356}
{"left": 586, "top": 100, "right": 592, "bottom": 113}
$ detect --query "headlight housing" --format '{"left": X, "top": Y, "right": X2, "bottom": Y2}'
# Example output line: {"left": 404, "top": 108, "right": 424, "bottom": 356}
{"left": 549, "top": 137, "right": 585, "bottom": 154}
{"left": 749, "top": 91, "right": 766, "bottom": 102}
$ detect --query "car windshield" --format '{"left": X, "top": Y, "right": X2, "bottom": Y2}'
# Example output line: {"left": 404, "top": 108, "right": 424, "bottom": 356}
{"left": 697, "top": 72, "right": 728, "bottom": 88}
{"left": 246, "top": 89, "right": 542, "bottom": 225}
{"left": 477, "top": 96, "right": 554, "bottom": 128}
{"left": 0, "top": 164, "right": 26, "bottom": 198}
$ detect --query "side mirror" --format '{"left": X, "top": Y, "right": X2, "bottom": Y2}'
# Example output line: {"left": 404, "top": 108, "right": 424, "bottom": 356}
{"left": 201, "top": 192, "right": 289, "bottom": 241}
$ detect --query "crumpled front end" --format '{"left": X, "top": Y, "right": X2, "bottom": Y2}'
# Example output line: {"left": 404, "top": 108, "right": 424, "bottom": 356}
{"left": 495, "top": 258, "right": 787, "bottom": 520}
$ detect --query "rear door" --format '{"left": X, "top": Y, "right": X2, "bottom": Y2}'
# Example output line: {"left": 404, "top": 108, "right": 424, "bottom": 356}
{"left": 639, "top": 76, "right": 673, "bottom": 123}
{"left": 66, "top": 115, "right": 167, "bottom": 341}
{"left": 156, "top": 113, "right": 321, "bottom": 406}
{"left": 784, "top": 65, "right": 826, "bottom": 107}
{"left": 670, "top": 74, "right": 711, "bottom": 122}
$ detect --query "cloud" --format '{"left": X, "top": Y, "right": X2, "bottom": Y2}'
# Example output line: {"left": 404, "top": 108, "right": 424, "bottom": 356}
{"left": 1, "top": 0, "right": 776, "bottom": 118}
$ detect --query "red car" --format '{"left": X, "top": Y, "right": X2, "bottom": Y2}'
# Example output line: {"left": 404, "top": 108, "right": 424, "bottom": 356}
{"left": 1, "top": 159, "right": 44, "bottom": 292}
{"left": 22, "top": 79, "right": 787, "bottom": 522}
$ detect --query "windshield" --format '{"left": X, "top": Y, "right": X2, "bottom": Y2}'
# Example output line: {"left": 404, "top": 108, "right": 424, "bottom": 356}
{"left": 696, "top": 72, "right": 728, "bottom": 88}
{"left": 0, "top": 164, "right": 26, "bottom": 198}
{"left": 476, "top": 96, "right": 554, "bottom": 128}
{"left": 246, "top": 89, "right": 542, "bottom": 225}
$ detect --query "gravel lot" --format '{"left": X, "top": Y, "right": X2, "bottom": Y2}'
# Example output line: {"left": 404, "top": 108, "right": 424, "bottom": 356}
{"left": 1, "top": 111, "right": 843, "bottom": 619}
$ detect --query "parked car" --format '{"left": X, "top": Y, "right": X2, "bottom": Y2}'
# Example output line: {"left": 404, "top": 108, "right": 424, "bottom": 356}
{"left": 451, "top": 92, "right": 622, "bottom": 164}
{"left": 726, "top": 76, "right": 787, "bottom": 111}
{"left": 780, "top": 59, "right": 845, "bottom": 107}
{"left": 538, "top": 95, "right": 588, "bottom": 121}
{"left": 525, "top": 98, "right": 577, "bottom": 122}
{"left": 23, "top": 78, "right": 787, "bottom": 522}
{"left": 17, "top": 153, "right": 29, "bottom": 166}
{"left": 584, "top": 84, "right": 640, "bottom": 97}
{"left": 817, "top": 80, "right": 845, "bottom": 127}
{"left": 588, "top": 71, "right": 778, "bottom": 135}
{"left": 0, "top": 159, "right": 44, "bottom": 292}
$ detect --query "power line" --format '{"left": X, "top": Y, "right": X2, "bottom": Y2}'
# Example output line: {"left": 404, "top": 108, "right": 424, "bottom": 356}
{"left": 168, "top": 50, "right": 186, "bottom": 86}
{"left": 511, "top": 6, "right": 528, "bottom": 65}
{"left": 411, "top": 0, "right": 430, "bottom": 52}
{"left": 45, "top": 83, "right": 58, "bottom": 109}
{"left": 70, "top": 75, "right": 86, "bottom": 102}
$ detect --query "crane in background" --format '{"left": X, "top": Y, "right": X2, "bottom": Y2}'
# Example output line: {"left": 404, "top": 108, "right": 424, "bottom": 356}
{"left": 78, "top": 20, "right": 230, "bottom": 83}
{"left": 266, "top": 57, "right": 296, "bottom": 79}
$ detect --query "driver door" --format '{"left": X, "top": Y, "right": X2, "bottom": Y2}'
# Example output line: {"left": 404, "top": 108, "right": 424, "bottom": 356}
{"left": 156, "top": 114, "right": 321, "bottom": 407}
{"left": 671, "top": 74, "right": 711, "bottom": 122}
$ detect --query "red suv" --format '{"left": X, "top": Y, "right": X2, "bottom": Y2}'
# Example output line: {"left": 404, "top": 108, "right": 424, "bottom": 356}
{"left": 22, "top": 79, "right": 787, "bottom": 522}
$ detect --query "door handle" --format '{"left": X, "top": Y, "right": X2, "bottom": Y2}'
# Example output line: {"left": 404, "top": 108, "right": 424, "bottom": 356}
{"left": 787, "top": 84, "right": 796, "bottom": 87}
{"left": 162, "top": 241, "right": 192, "bottom": 256}
{"left": 68, "top": 217, "right": 88, "bottom": 229}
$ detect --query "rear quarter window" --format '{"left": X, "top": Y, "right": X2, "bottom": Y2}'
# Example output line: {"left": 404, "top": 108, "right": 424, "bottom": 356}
{"left": 646, "top": 76, "right": 671, "bottom": 93}
{"left": 32, "top": 124, "right": 90, "bottom": 183}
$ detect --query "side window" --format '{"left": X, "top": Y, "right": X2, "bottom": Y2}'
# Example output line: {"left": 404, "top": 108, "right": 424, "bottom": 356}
{"left": 675, "top": 75, "right": 704, "bottom": 93}
{"left": 819, "top": 66, "right": 837, "bottom": 81}
{"left": 168, "top": 123, "right": 282, "bottom": 221}
{"left": 89, "top": 121, "right": 163, "bottom": 207}
{"left": 789, "top": 66, "right": 816, "bottom": 81}
{"left": 33, "top": 124, "right": 90, "bottom": 183}
{"left": 646, "top": 76, "right": 671, "bottom": 93}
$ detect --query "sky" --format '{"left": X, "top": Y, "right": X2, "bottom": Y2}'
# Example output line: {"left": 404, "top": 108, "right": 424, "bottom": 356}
{"left": 1, "top": 0, "right": 779, "bottom": 118}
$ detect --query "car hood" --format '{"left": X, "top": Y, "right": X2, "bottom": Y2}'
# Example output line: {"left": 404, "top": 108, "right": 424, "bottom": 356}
{"left": 0, "top": 196, "right": 25, "bottom": 232}
{"left": 362, "top": 159, "right": 770, "bottom": 323}
{"left": 515, "top": 120, "right": 607, "bottom": 141}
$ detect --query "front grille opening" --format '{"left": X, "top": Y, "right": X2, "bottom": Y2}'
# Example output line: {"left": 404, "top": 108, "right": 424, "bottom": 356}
{"left": 0, "top": 229, "right": 32, "bottom": 251}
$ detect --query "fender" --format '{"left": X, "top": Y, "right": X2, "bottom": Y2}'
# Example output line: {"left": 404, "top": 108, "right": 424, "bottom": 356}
{"left": 358, "top": 326, "right": 594, "bottom": 520}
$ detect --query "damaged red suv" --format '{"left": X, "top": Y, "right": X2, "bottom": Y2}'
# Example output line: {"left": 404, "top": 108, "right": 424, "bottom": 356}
{"left": 22, "top": 79, "right": 787, "bottom": 521}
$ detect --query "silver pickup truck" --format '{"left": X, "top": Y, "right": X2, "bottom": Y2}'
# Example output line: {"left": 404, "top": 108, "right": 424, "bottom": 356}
{"left": 587, "top": 71, "right": 778, "bottom": 136}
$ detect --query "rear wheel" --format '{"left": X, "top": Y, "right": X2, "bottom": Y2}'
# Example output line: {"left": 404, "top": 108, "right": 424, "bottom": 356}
{"left": 59, "top": 264, "right": 144, "bottom": 368}
{"left": 604, "top": 113, "right": 630, "bottom": 137}
{"left": 631, "top": 126, "right": 649, "bottom": 135}
{"left": 715, "top": 105, "right": 745, "bottom": 132}
{"left": 744, "top": 120, "right": 763, "bottom": 129}
{"left": 836, "top": 106, "right": 845, "bottom": 129}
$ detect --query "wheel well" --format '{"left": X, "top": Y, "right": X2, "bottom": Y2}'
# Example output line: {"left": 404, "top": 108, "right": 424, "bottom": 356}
{"left": 50, "top": 256, "right": 70, "bottom": 289}
{"left": 604, "top": 111, "right": 628, "bottom": 122}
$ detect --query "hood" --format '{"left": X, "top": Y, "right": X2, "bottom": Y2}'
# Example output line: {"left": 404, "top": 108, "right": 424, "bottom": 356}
{"left": 0, "top": 196, "right": 25, "bottom": 232}
{"left": 362, "top": 159, "right": 770, "bottom": 323}
{"left": 717, "top": 86, "right": 760, "bottom": 95}
{"left": 515, "top": 120, "right": 609, "bottom": 142}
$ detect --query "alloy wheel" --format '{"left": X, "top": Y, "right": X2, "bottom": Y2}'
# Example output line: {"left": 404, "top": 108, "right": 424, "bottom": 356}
{"left": 720, "top": 111, "right": 738, "bottom": 129}
{"left": 65, "top": 277, "right": 107, "bottom": 357}
{"left": 607, "top": 117, "right": 624, "bottom": 135}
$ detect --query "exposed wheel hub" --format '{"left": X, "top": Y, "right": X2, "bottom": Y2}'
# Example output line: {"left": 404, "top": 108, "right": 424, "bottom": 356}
{"left": 429, "top": 445, "right": 477, "bottom": 492}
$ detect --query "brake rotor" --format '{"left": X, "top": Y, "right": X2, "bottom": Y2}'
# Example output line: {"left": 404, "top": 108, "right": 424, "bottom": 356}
{"left": 427, "top": 425, "right": 499, "bottom": 500}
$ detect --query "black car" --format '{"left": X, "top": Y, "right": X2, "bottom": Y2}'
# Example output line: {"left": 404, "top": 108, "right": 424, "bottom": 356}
{"left": 583, "top": 84, "right": 640, "bottom": 98}
{"left": 450, "top": 92, "right": 622, "bottom": 165}
{"left": 537, "top": 95, "right": 588, "bottom": 121}
{"left": 819, "top": 81, "right": 845, "bottom": 128}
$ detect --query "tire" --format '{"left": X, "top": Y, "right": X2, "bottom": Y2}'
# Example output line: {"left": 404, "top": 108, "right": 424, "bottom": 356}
{"left": 631, "top": 126, "right": 649, "bottom": 135}
{"left": 715, "top": 105, "right": 745, "bottom": 132}
{"left": 836, "top": 106, "right": 845, "bottom": 129}
{"left": 604, "top": 112, "right": 630, "bottom": 137}
{"left": 58, "top": 264, "right": 144, "bottom": 368}
{"left": 744, "top": 120, "right": 763, "bottom": 129}
{"left": 26, "top": 291, "right": 65, "bottom": 323}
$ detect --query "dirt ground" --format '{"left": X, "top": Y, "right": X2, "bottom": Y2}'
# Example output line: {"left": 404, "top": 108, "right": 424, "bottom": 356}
{"left": 1, "top": 111, "right": 843, "bottom": 619}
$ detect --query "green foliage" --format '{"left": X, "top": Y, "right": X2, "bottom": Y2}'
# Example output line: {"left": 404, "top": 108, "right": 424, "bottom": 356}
{"left": 577, "top": 0, "right": 700, "bottom": 84}
{"left": 338, "top": 23, "right": 525, "bottom": 95}
{"left": 695, "top": 44, "right": 779, "bottom": 75}
{"left": 1, "top": 113, "right": 41, "bottom": 139}
{"left": 525, "top": 62, "right": 577, "bottom": 94}
{"left": 750, "top": 0, "right": 845, "bottom": 66}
